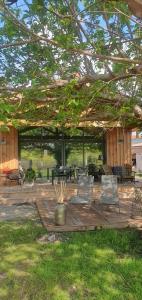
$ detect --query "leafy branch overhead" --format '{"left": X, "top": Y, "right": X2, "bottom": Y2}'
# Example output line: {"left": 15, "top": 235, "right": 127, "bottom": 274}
{"left": 0, "top": 0, "right": 142, "bottom": 127}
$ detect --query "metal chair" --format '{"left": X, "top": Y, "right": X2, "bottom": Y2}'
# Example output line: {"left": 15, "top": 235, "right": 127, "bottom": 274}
{"left": 131, "top": 184, "right": 142, "bottom": 218}
{"left": 69, "top": 175, "right": 94, "bottom": 204}
{"left": 100, "top": 175, "right": 120, "bottom": 213}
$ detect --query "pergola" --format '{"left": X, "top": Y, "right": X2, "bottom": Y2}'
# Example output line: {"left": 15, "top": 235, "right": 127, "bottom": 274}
{"left": 0, "top": 120, "right": 132, "bottom": 172}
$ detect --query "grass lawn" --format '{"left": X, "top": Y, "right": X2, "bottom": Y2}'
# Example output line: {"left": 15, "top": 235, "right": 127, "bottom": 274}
{"left": 0, "top": 221, "right": 142, "bottom": 300}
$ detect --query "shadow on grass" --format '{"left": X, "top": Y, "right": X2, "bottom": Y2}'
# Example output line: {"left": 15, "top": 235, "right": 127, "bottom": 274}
{"left": 0, "top": 221, "right": 142, "bottom": 300}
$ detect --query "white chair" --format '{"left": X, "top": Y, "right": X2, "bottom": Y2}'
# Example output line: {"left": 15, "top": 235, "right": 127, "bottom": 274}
{"left": 69, "top": 175, "right": 94, "bottom": 204}
{"left": 100, "top": 175, "right": 120, "bottom": 213}
{"left": 131, "top": 184, "right": 142, "bottom": 218}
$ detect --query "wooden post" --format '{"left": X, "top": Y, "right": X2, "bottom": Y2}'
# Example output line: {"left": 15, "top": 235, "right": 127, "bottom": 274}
{"left": 0, "top": 127, "right": 18, "bottom": 184}
{"left": 106, "top": 128, "right": 132, "bottom": 166}
{"left": 0, "top": 126, "right": 18, "bottom": 172}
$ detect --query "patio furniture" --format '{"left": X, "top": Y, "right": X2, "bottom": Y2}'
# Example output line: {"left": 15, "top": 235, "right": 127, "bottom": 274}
{"left": 102, "top": 165, "right": 113, "bottom": 175}
{"left": 112, "top": 166, "right": 123, "bottom": 182}
{"left": 88, "top": 164, "right": 100, "bottom": 181}
{"left": 131, "top": 185, "right": 142, "bottom": 218}
{"left": 6, "top": 169, "right": 25, "bottom": 185}
{"left": 52, "top": 167, "right": 71, "bottom": 184}
{"left": 121, "top": 164, "right": 135, "bottom": 183}
{"left": 103, "top": 164, "right": 135, "bottom": 183}
{"left": 100, "top": 175, "right": 120, "bottom": 213}
{"left": 102, "top": 164, "right": 121, "bottom": 182}
{"left": 69, "top": 175, "right": 94, "bottom": 204}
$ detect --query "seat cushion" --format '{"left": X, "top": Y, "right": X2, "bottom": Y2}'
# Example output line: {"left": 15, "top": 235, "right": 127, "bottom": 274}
{"left": 112, "top": 166, "right": 122, "bottom": 176}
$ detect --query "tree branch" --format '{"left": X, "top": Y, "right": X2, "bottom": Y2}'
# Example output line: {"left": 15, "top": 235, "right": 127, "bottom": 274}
{"left": 0, "top": 38, "right": 39, "bottom": 49}
{"left": 115, "top": 7, "right": 142, "bottom": 27}
{"left": 0, "top": 69, "right": 142, "bottom": 101}
{"left": 0, "top": 3, "right": 141, "bottom": 65}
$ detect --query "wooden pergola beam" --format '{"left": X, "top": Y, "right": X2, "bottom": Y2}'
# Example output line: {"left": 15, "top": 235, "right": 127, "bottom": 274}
{"left": 19, "top": 135, "right": 104, "bottom": 143}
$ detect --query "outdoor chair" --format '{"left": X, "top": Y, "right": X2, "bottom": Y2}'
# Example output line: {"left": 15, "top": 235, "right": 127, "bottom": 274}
{"left": 52, "top": 167, "right": 70, "bottom": 185}
{"left": 69, "top": 175, "right": 94, "bottom": 204}
{"left": 131, "top": 184, "right": 142, "bottom": 218}
{"left": 121, "top": 164, "right": 135, "bottom": 183}
{"left": 6, "top": 169, "right": 25, "bottom": 185}
{"left": 102, "top": 165, "right": 113, "bottom": 175}
{"left": 100, "top": 175, "right": 120, "bottom": 213}
{"left": 102, "top": 165, "right": 122, "bottom": 182}
{"left": 112, "top": 166, "right": 123, "bottom": 182}
{"left": 104, "top": 164, "right": 135, "bottom": 183}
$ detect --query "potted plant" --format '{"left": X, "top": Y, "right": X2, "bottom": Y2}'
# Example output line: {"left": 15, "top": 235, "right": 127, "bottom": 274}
{"left": 54, "top": 180, "right": 66, "bottom": 226}
{"left": 25, "top": 167, "right": 36, "bottom": 183}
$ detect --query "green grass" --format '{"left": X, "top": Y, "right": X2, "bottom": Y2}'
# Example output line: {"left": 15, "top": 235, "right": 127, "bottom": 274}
{"left": 0, "top": 221, "right": 142, "bottom": 300}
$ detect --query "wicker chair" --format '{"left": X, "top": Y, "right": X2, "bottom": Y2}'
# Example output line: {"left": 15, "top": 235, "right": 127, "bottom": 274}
{"left": 102, "top": 164, "right": 135, "bottom": 183}
{"left": 121, "top": 164, "right": 135, "bottom": 182}
{"left": 6, "top": 169, "right": 25, "bottom": 185}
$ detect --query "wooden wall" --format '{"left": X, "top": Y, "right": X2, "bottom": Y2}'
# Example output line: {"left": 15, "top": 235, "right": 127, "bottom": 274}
{"left": 0, "top": 127, "right": 18, "bottom": 171}
{"left": 106, "top": 128, "right": 132, "bottom": 166}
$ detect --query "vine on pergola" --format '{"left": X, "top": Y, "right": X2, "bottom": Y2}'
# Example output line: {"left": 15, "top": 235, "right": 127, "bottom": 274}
{"left": 0, "top": 0, "right": 142, "bottom": 128}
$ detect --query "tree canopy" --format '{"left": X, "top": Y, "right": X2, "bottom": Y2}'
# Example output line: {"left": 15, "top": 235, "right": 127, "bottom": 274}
{"left": 0, "top": 0, "right": 142, "bottom": 129}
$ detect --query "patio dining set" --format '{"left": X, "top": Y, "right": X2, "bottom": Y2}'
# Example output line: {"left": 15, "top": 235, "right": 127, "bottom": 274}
{"left": 51, "top": 163, "right": 135, "bottom": 184}
{"left": 53, "top": 172, "right": 142, "bottom": 227}
{"left": 0, "top": 161, "right": 135, "bottom": 187}
{"left": 0, "top": 165, "right": 141, "bottom": 228}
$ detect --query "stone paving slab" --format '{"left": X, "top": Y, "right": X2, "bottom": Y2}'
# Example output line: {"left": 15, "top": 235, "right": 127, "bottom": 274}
{"left": 0, "top": 203, "right": 40, "bottom": 222}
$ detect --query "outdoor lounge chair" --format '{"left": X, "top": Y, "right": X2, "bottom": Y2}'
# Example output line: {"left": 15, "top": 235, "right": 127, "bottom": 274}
{"left": 100, "top": 175, "right": 120, "bottom": 213}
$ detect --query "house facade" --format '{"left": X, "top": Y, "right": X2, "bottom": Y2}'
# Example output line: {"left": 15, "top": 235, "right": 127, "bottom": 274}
{"left": 0, "top": 126, "right": 132, "bottom": 173}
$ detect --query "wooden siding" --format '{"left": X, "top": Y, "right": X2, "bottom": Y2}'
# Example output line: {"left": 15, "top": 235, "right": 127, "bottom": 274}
{"left": 106, "top": 128, "right": 132, "bottom": 166}
{"left": 0, "top": 127, "right": 18, "bottom": 171}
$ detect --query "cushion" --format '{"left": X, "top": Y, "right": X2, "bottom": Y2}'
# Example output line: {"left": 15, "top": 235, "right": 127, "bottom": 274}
{"left": 112, "top": 166, "right": 122, "bottom": 176}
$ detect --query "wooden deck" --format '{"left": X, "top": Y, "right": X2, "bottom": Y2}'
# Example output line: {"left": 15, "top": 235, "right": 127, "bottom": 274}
{"left": 0, "top": 183, "right": 142, "bottom": 231}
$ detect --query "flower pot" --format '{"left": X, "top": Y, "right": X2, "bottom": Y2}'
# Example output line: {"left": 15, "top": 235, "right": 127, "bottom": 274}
{"left": 55, "top": 203, "right": 66, "bottom": 226}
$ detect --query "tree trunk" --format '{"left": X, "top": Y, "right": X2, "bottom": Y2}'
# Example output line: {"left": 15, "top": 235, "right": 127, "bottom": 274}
{"left": 126, "top": 0, "right": 142, "bottom": 18}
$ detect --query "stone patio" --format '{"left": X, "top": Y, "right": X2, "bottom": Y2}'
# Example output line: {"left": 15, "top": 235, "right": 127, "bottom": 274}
{"left": 0, "top": 203, "right": 39, "bottom": 222}
{"left": 0, "top": 183, "right": 141, "bottom": 231}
